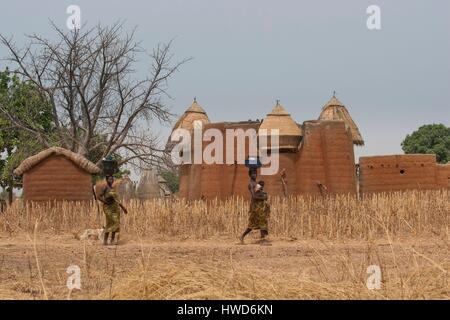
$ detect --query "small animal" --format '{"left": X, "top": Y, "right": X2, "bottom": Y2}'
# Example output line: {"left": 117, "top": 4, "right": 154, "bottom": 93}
{"left": 74, "top": 228, "right": 105, "bottom": 241}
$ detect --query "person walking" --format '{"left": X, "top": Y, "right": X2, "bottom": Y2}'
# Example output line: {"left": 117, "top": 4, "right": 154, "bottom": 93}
{"left": 239, "top": 171, "right": 271, "bottom": 245}
{"left": 98, "top": 175, "right": 128, "bottom": 245}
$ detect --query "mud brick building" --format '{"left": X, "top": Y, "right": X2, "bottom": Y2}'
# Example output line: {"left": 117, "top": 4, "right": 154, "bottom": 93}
{"left": 14, "top": 147, "right": 100, "bottom": 202}
{"left": 169, "top": 95, "right": 450, "bottom": 200}
{"left": 359, "top": 154, "right": 450, "bottom": 193}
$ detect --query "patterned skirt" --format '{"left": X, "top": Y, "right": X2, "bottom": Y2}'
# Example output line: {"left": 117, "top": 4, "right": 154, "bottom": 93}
{"left": 103, "top": 202, "right": 120, "bottom": 233}
{"left": 248, "top": 199, "right": 270, "bottom": 231}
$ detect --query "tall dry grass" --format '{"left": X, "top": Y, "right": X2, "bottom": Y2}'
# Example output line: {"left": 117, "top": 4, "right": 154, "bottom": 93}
{"left": 1, "top": 190, "right": 449, "bottom": 240}
{"left": 0, "top": 190, "right": 448, "bottom": 300}
{"left": 96, "top": 249, "right": 449, "bottom": 300}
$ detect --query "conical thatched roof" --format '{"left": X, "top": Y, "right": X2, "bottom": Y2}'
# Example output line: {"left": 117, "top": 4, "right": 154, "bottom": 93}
{"left": 172, "top": 98, "right": 210, "bottom": 132}
{"left": 319, "top": 95, "right": 364, "bottom": 146}
{"left": 258, "top": 102, "right": 302, "bottom": 150}
{"left": 166, "top": 99, "right": 211, "bottom": 152}
{"left": 14, "top": 147, "right": 101, "bottom": 176}
{"left": 259, "top": 102, "right": 302, "bottom": 136}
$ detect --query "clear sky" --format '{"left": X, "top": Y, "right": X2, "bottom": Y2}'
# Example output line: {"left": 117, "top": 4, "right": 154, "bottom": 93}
{"left": 1, "top": 0, "right": 449, "bottom": 162}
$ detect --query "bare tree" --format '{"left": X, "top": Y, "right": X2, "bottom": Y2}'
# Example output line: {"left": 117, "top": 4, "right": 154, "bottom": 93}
{"left": 0, "top": 21, "right": 188, "bottom": 168}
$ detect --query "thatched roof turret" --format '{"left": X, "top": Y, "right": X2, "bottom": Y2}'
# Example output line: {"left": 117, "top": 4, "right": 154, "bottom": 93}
{"left": 319, "top": 95, "right": 364, "bottom": 146}
{"left": 172, "top": 98, "right": 210, "bottom": 132}
{"left": 258, "top": 102, "right": 302, "bottom": 150}
{"left": 166, "top": 98, "right": 211, "bottom": 153}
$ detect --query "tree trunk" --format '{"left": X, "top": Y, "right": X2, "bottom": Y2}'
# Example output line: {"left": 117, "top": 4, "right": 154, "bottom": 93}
{"left": 7, "top": 184, "right": 13, "bottom": 205}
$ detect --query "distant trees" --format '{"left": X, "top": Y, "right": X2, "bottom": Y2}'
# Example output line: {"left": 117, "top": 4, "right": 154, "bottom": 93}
{"left": 0, "top": 68, "right": 54, "bottom": 203}
{"left": 159, "top": 170, "right": 179, "bottom": 193}
{"left": 0, "top": 21, "right": 188, "bottom": 170}
{"left": 401, "top": 124, "right": 450, "bottom": 164}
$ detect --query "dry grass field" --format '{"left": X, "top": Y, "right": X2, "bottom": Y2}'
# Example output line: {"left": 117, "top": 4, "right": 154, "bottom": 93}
{"left": 0, "top": 190, "right": 448, "bottom": 300}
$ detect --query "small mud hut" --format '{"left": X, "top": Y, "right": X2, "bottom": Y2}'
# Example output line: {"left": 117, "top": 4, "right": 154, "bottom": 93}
{"left": 318, "top": 94, "right": 364, "bottom": 146}
{"left": 136, "top": 168, "right": 171, "bottom": 200}
{"left": 14, "top": 147, "right": 100, "bottom": 202}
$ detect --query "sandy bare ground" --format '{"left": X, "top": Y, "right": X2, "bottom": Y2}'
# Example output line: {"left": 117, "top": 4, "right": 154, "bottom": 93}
{"left": 0, "top": 232, "right": 448, "bottom": 300}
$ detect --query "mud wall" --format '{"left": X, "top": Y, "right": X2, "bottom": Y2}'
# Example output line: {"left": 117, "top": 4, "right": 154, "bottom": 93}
{"left": 178, "top": 165, "right": 190, "bottom": 198}
{"left": 359, "top": 154, "right": 446, "bottom": 193}
{"left": 178, "top": 122, "right": 261, "bottom": 200}
{"left": 295, "top": 121, "right": 327, "bottom": 195}
{"left": 23, "top": 155, "right": 93, "bottom": 202}
{"left": 261, "top": 152, "right": 297, "bottom": 196}
{"left": 436, "top": 164, "right": 450, "bottom": 188}
{"left": 295, "top": 120, "right": 356, "bottom": 195}
{"left": 178, "top": 121, "right": 449, "bottom": 198}
{"left": 321, "top": 121, "right": 357, "bottom": 194}
{"left": 178, "top": 119, "right": 358, "bottom": 200}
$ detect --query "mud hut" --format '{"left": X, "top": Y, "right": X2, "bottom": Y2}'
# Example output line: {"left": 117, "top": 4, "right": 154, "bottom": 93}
{"left": 318, "top": 94, "right": 364, "bottom": 145}
{"left": 136, "top": 168, "right": 170, "bottom": 200}
{"left": 14, "top": 147, "right": 100, "bottom": 202}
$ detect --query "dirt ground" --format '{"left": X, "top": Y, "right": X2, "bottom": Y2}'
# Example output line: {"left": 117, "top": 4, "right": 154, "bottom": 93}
{"left": 0, "top": 232, "right": 448, "bottom": 300}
